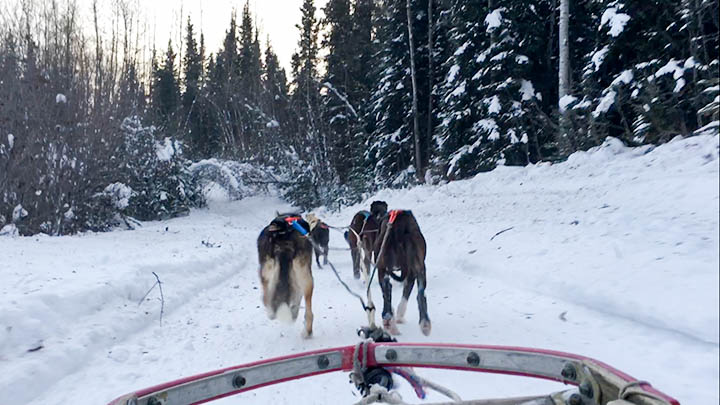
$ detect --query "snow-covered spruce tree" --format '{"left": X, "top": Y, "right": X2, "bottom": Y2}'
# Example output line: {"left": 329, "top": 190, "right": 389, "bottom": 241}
{"left": 571, "top": 0, "right": 719, "bottom": 146}
{"left": 206, "top": 14, "right": 242, "bottom": 157}
{"left": 322, "top": 0, "right": 359, "bottom": 184}
{"left": 151, "top": 40, "right": 181, "bottom": 129}
{"left": 283, "top": 0, "right": 333, "bottom": 209}
{"left": 181, "top": 17, "right": 214, "bottom": 159}
{"left": 119, "top": 117, "right": 204, "bottom": 221}
{"left": 258, "top": 40, "right": 291, "bottom": 169}
{"left": 236, "top": 3, "right": 266, "bottom": 159}
{"left": 436, "top": 1, "right": 555, "bottom": 179}
{"left": 435, "top": 0, "right": 491, "bottom": 179}
{"left": 318, "top": 0, "right": 378, "bottom": 205}
{"left": 340, "top": 0, "right": 378, "bottom": 201}
{"left": 365, "top": 0, "right": 436, "bottom": 189}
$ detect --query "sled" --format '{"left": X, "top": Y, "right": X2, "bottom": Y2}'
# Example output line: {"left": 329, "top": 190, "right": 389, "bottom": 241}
{"left": 107, "top": 341, "right": 680, "bottom": 405}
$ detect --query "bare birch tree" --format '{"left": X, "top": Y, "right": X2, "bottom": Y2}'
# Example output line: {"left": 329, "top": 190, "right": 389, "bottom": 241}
{"left": 406, "top": 0, "right": 423, "bottom": 183}
{"left": 558, "top": 0, "right": 572, "bottom": 154}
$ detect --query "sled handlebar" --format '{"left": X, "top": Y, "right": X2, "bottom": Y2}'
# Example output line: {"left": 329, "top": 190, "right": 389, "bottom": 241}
{"left": 107, "top": 342, "right": 679, "bottom": 405}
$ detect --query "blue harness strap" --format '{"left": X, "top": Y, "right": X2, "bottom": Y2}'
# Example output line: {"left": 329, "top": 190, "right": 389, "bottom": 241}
{"left": 286, "top": 218, "right": 309, "bottom": 236}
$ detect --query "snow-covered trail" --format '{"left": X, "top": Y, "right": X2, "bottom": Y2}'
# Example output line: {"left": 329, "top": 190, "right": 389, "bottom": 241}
{"left": 24, "top": 240, "right": 716, "bottom": 405}
{"left": 1, "top": 135, "right": 718, "bottom": 405}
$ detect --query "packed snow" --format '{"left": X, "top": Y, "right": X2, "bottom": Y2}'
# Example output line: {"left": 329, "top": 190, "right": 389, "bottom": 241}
{"left": 0, "top": 135, "right": 718, "bottom": 405}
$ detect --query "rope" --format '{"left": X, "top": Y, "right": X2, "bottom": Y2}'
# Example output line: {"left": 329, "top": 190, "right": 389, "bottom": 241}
{"left": 326, "top": 259, "right": 368, "bottom": 310}
{"left": 327, "top": 246, "right": 352, "bottom": 251}
{"left": 290, "top": 220, "right": 369, "bottom": 312}
{"left": 325, "top": 223, "right": 350, "bottom": 231}
{"left": 618, "top": 380, "right": 668, "bottom": 403}
{"left": 366, "top": 222, "right": 393, "bottom": 297}
{"left": 353, "top": 386, "right": 408, "bottom": 405}
{"left": 351, "top": 341, "right": 370, "bottom": 388}
{"left": 388, "top": 367, "right": 462, "bottom": 402}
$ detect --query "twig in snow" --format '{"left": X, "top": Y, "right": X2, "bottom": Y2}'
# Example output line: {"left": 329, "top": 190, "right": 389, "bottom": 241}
{"left": 490, "top": 226, "right": 514, "bottom": 241}
{"left": 138, "top": 272, "right": 165, "bottom": 326}
{"left": 121, "top": 214, "right": 142, "bottom": 230}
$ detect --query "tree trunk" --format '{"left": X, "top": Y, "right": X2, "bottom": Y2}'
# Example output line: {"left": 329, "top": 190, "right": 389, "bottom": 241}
{"left": 406, "top": 0, "right": 423, "bottom": 183}
{"left": 426, "top": 0, "right": 433, "bottom": 183}
{"left": 92, "top": 0, "right": 103, "bottom": 111}
{"left": 558, "top": 0, "right": 572, "bottom": 154}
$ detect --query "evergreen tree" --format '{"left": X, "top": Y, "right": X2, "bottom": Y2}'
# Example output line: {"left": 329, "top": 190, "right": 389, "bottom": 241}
{"left": 435, "top": 0, "right": 557, "bottom": 179}
{"left": 237, "top": 3, "right": 264, "bottom": 157}
{"left": 284, "top": 0, "right": 330, "bottom": 209}
{"left": 207, "top": 14, "right": 241, "bottom": 155}
{"left": 365, "top": 0, "right": 435, "bottom": 188}
{"left": 322, "top": 0, "right": 357, "bottom": 182}
{"left": 292, "top": 0, "right": 321, "bottom": 110}
{"left": 571, "top": 0, "right": 718, "bottom": 146}
{"left": 349, "top": 0, "right": 375, "bottom": 105}
{"left": 258, "top": 40, "right": 290, "bottom": 166}
{"left": 182, "top": 17, "right": 213, "bottom": 158}
{"left": 151, "top": 40, "right": 181, "bottom": 125}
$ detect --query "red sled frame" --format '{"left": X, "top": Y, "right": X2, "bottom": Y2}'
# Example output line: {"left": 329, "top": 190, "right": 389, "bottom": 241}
{"left": 107, "top": 342, "right": 680, "bottom": 405}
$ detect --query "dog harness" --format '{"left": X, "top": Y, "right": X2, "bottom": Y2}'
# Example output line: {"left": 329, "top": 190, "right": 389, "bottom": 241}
{"left": 388, "top": 210, "right": 403, "bottom": 224}
{"left": 283, "top": 216, "right": 309, "bottom": 236}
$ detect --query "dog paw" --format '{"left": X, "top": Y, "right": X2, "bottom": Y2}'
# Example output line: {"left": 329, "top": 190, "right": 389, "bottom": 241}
{"left": 301, "top": 329, "right": 313, "bottom": 339}
{"left": 383, "top": 318, "right": 401, "bottom": 336}
{"left": 420, "top": 320, "right": 431, "bottom": 336}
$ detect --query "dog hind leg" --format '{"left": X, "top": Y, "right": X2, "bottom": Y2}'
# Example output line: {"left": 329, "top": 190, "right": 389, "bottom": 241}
{"left": 380, "top": 274, "right": 400, "bottom": 335}
{"left": 396, "top": 272, "right": 415, "bottom": 324}
{"left": 416, "top": 266, "right": 431, "bottom": 336}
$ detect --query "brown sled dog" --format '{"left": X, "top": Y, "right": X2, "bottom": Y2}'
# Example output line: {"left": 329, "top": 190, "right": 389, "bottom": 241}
{"left": 346, "top": 201, "right": 387, "bottom": 279}
{"left": 374, "top": 208, "right": 431, "bottom": 336}
{"left": 257, "top": 214, "right": 314, "bottom": 338}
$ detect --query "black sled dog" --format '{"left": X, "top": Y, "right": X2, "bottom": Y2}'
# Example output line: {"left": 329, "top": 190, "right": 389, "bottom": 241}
{"left": 305, "top": 213, "right": 330, "bottom": 268}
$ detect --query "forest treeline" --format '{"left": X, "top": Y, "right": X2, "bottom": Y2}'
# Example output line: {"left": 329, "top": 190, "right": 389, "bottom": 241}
{"left": 0, "top": 0, "right": 718, "bottom": 235}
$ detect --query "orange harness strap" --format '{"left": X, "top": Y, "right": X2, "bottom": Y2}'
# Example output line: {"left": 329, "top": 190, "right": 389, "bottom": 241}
{"left": 283, "top": 216, "right": 302, "bottom": 224}
{"left": 388, "top": 210, "right": 403, "bottom": 224}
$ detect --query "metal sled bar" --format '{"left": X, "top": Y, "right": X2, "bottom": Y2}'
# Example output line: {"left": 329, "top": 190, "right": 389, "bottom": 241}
{"left": 369, "top": 343, "right": 679, "bottom": 405}
{"left": 106, "top": 343, "right": 680, "bottom": 405}
{"left": 107, "top": 346, "right": 356, "bottom": 405}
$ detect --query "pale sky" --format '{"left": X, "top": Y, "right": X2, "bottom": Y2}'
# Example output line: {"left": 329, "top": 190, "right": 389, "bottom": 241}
{"left": 145, "top": 0, "right": 329, "bottom": 74}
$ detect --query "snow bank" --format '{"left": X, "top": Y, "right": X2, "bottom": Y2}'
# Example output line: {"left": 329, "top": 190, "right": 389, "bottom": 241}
{"left": 336, "top": 135, "right": 719, "bottom": 345}
{"left": 0, "top": 197, "right": 293, "bottom": 404}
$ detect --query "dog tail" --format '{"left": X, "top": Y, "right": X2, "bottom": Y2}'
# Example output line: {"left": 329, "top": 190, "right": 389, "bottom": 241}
{"left": 276, "top": 250, "right": 293, "bottom": 311}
